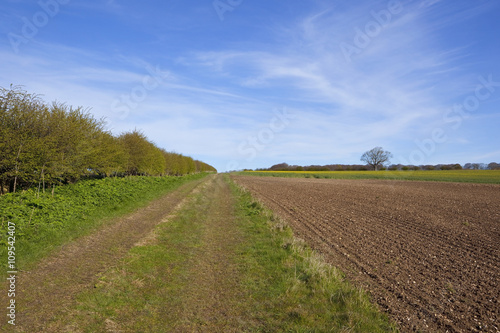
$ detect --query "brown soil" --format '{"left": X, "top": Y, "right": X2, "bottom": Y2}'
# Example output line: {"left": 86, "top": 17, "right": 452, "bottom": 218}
{"left": 0, "top": 176, "right": 209, "bottom": 333}
{"left": 232, "top": 176, "right": 500, "bottom": 333}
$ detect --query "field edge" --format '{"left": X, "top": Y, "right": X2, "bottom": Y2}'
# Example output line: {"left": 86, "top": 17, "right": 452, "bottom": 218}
{"left": 228, "top": 174, "right": 399, "bottom": 332}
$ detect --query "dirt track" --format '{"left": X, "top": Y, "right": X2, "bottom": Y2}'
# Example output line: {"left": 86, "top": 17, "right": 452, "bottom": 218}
{"left": 0, "top": 175, "right": 209, "bottom": 332}
{"left": 232, "top": 176, "right": 500, "bottom": 333}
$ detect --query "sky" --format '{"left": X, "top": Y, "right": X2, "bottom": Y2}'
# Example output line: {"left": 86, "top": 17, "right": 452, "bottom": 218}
{"left": 1, "top": 0, "right": 499, "bottom": 172}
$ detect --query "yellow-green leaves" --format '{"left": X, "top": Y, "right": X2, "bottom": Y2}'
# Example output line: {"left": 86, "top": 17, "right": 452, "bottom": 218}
{"left": 0, "top": 86, "right": 216, "bottom": 194}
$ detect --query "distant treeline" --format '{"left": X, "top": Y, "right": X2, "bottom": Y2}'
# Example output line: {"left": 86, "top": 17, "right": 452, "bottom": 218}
{"left": 262, "top": 162, "right": 500, "bottom": 172}
{"left": 0, "top": 86, "right": 216, "bottom": 194}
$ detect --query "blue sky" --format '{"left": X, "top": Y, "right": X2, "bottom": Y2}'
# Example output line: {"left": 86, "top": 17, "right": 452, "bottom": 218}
{"left": 1, "top": 0, "right": 499, "bottom": 171}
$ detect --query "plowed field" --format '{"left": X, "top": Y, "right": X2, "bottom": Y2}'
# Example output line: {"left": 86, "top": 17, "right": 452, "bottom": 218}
{"left": 232, "top": 176, "right": 500, "bottom": 332}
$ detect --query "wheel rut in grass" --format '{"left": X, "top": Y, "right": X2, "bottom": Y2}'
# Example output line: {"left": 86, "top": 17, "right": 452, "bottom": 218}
{"left": 170, "top": 174, "right": 246, "bottom": 332}
{"left": 0, "top": 175, "right": 209, "bottom": 333}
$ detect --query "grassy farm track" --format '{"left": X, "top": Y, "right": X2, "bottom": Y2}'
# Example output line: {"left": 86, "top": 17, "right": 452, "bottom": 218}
{"left": 160, "top": 174, "right": 248, "bottom": 331}
{"left": 232, "top": 175, "right": 500, "bottom": 333}
{"left": 2, "top": 174, "right": 397, "bottom": 332}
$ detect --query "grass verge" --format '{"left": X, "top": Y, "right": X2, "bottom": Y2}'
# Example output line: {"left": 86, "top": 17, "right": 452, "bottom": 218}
{"left": 61, "top": 175, "right": 397, "bottom": 332}
{"left": 236, "top": 170, "right": 500, "bottom": 184}
{"left": 0, "top": 173, "right": 209, "bottom": 271}
{"left": 228, "top": 176, "right": 398, "bottom": 332}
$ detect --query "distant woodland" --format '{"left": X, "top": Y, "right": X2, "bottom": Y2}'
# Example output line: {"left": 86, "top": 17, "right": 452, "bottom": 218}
{"left": 263, "top": 162, "right": 500, "bottom": 172}
{"left": 0, "top": 86, "right": 216, "bottom": 194}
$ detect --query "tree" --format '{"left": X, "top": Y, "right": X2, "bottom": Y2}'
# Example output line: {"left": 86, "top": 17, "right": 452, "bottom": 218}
{"left": 488, "top": 162, "right": 500, "bottom": 170}
{"left": 270, "top": 163, "right": 290, "bottom": 171}
{"left": 360, "top": 147, "right": 392, "bottom": 171}
{"left": 465, "top": 163, "right": 487, "bottom": 170}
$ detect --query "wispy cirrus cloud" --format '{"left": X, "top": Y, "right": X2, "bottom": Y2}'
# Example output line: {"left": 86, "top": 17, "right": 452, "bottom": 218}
{"left": 184, "top": 0, "right": 499, "bottom": 167}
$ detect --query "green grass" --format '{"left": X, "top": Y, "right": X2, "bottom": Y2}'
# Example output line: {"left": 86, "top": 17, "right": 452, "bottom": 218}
{"left": 229, "top": 177, "right": 397, "bottom": 332}
{"left": 0, "top": 173, "right": 209, "bottom": 271}
{"left": 62, "top": 175, "right": 397, "bottom": 332}
{"left": 236, "top": 170, "right": 500, "bottom": 184}
{"left": 61, "top": 178, "right": 210, "bottom": 332}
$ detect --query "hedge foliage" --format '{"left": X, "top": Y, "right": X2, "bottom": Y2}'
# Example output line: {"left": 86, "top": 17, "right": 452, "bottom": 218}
{"left": 0, "top": 86, "right": 216, "bottom": 194}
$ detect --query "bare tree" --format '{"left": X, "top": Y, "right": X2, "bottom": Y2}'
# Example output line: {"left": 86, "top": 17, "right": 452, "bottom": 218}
{"left": 361, "top": 147, "right": 392, "bottom": 171}
{"left": 471, "top": 163, "right": 481, "bottom": 170}
{"left": 488, "top": 162, "right": 500, "bottom": 170}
